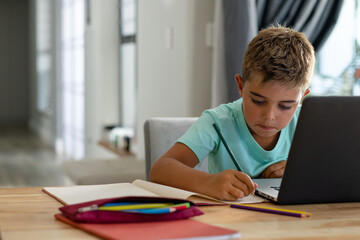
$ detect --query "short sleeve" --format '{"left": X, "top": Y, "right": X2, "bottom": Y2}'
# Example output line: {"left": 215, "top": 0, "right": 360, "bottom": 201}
{"left": 177, "top": 112, "right": 219, "bottom": 162}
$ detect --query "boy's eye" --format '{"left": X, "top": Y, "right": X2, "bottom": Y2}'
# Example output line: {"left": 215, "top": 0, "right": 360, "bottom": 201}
{"left": 279, "top": 105, "right": 292, "bottom": 110}
{"left": 251, "top": 99, "right": 265, "bottom": 105}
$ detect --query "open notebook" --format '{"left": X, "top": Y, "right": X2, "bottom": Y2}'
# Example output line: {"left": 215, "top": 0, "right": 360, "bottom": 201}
{"left": 43, "top": 179, "right": 263, "bottom": 205}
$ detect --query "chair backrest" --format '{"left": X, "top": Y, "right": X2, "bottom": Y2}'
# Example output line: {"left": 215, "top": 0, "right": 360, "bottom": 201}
{"left": 144, "top": 117, "right": 208, "bottom": 180}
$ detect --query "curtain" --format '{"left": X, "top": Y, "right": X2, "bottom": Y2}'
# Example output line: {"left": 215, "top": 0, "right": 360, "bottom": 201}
{"left": 211, "top": 0, "right": 344, "bottom": 107}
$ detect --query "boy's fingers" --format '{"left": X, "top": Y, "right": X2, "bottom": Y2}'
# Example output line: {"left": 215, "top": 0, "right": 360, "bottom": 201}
{"left": 263, "top": 169, "right": 276, "bottom": 178}
{"left": 234, "top": 172, "right": 256, "bottom": 195}
{"left": 228, "top": 187, "right": 245, "bottom": 199}
{"left": 231, "top": 181, "right": 250, "bottom": 196}
{"left": 269, "top": 168, "right": 285, "bottom": 178}
{"left": 263, "top": 169, "right": 275, "bottom": 178}
{"left": 262, "top": 161, "right": 287, "bottom": 178}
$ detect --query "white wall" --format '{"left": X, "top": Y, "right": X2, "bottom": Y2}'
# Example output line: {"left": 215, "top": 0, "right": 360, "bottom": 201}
{"left": 136, "top": 0, "right": 215, "bottom": 159}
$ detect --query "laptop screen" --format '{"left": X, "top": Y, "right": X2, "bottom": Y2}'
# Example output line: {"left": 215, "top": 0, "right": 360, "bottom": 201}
{"left": 260, "top": 96, "right": 360, "bottom": 204}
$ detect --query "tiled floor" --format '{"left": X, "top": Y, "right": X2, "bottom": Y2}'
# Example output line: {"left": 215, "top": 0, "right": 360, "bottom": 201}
{"left": 0, "top": 126, "right": 73, "bottom": 188}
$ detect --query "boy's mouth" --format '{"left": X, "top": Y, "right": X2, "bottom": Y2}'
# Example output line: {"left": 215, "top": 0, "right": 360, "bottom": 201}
{"left": 258, "top": 124, "right": 275, "bottom": 131}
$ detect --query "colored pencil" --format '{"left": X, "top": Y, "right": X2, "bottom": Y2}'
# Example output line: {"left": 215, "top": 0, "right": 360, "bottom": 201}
{"left": 213, "top": 123, "right": 258, "bottom": 197}
{"left": 103, "top": 202, "right": 142, "bottom": 207}
{"left": 169, "top": 202, "right": 190, "bottom": 210}
{"left": 119, "top": 202, "right": 190, "bottom": 214}
{"left": 230, "top": 204, "right": 312, "bottom": 218}
{"left": 125, "top": 207, "right": 177, "bottom": 214}
{"left": 79, "top": 202, "right": 190, "bottom": 213}
{"left": 98, "top": 203, "right": 173, "bottom": 211}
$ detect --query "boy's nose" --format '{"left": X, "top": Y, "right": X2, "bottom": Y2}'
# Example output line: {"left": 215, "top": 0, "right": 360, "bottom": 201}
{"left": 262, "top": 107, "right": 276, "bottom": 121}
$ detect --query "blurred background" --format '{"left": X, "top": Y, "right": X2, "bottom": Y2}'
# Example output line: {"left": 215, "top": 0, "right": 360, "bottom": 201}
{"left": 0, "top": 0, "right": 359, "bottom": 187}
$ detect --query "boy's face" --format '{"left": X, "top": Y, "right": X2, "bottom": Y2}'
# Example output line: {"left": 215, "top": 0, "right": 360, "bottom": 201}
{"left": 235, "top": 74, "right": 309, "bottom": 145}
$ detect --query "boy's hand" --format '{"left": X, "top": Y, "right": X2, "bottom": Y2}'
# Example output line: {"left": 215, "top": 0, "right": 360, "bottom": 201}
{"left": 261, "top": 160, "right": 287, "bottom": 178}
{"left": 205, "top": 169, "right": 257, "bottom": 201}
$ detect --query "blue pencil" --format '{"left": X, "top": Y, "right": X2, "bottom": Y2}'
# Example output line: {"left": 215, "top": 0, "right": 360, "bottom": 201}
{"left": 103, "top": 202, "right": 142, "bottom": 207}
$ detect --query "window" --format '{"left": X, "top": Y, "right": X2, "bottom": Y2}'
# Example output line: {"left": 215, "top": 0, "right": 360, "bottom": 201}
{"left": 312, "top": 0, "right": 360, "bottom": 96}
{"left": 61, "top": 0, "right": 85, "bottom": 159}
{"left": 119, "top": 0, "right": 137, "bottom": 129}
{"left": 36, "top": 0, "right": 53, "bottom": 114}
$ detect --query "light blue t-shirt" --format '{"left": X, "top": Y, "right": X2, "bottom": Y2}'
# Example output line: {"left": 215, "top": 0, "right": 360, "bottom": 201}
{"left": 177, "top": 98, "right": 301, "bottom": 178}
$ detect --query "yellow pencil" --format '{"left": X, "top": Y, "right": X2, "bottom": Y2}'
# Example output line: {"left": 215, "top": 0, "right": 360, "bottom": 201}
{"left": 230, "top": 204, "right": 312, "bottom": 218}
{"left": 98, "top": 203, "right": 173, "bottom": 211}
{"left": 237, "top": 204, "right": 312, "bottom": 216}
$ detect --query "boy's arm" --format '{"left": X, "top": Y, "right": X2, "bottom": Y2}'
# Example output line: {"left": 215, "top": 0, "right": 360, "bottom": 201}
{"left": 149, "top": 142, "right": 256, "bottom": 201}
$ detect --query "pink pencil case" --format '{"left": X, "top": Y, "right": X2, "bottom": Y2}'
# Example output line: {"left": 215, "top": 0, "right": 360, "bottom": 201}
{"left": 58, "top": 196, "right": 203, "bottom": 223}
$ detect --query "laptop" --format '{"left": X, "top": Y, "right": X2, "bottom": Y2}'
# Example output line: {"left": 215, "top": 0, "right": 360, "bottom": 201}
{"left": 253, "top": 96, "right": 360, "bottom": 204}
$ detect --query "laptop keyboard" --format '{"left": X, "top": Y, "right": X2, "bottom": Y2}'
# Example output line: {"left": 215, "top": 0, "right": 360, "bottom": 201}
{"left": 271, "top": 186, "right": 280, "bottom": 191}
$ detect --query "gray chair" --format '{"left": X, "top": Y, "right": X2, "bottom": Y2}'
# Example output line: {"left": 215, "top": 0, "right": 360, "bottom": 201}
{"left": 144, "top": 117, "right": 208, "bottom": 180}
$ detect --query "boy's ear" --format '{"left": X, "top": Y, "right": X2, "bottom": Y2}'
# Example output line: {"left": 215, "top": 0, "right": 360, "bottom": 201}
{"left": 235, "top": 74, "right": 244, "bottom": 97}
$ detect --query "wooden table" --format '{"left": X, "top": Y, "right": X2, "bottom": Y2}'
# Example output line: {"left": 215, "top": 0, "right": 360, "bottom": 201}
{"left": 1, "top": 187, "right": 360, "bottom": 239}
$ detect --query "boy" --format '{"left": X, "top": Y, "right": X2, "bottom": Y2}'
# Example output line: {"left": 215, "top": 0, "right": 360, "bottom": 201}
{"left": 149, "top": 25, "right": 315, "bottom": 201}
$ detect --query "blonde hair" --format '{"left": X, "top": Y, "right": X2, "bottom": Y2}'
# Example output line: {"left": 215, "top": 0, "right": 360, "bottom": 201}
{"left": 242, "top": 25, "right": 315, "bottom": 91}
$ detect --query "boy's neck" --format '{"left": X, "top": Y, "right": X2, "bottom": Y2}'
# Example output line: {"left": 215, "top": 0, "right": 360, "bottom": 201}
{"left": 252, "top": 132, "right": 280, "bottom": 151}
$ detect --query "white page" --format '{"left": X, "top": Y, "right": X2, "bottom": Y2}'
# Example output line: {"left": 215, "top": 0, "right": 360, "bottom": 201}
{"left": 132, "top": 179, "right": 216, "bottom": 201}
{"left": 133, "top": 179, "right": 264, "bottom": 204}
{"left": 43, "top": 182, "right": 158, "bottom": 205}
{"left": 224, "top": 194, "right": 265, "bottom": 204}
